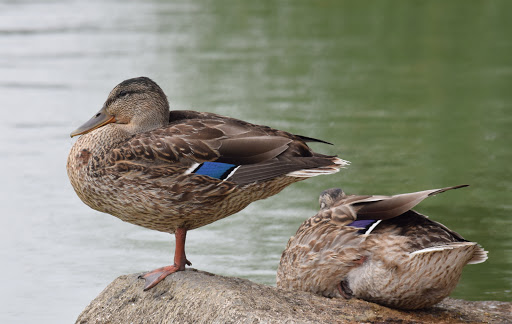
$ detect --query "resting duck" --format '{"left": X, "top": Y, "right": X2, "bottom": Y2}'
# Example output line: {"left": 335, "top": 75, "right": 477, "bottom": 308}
{"left": 276, "top": 185, "right": 488, "bottom": 310}
{"left": 67, "top": 77, "right": 348, "bottom": 290}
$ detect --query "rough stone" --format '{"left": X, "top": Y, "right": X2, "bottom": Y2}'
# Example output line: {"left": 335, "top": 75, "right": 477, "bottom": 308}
{"left": 76, "top": 269, "right": 511, "bottom": 324}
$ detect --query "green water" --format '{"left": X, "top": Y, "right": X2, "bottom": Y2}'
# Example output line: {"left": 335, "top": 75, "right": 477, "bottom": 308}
{"left": 1, "top": 1, "right": 510, "bottom": 322}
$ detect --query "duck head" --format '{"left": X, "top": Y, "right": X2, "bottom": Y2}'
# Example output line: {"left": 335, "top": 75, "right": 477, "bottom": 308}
{"left": 70, "top": 77, "right": 170, "bottom": 137}
{"left": 318, "top": 188, "right": 346, "bottom": 210}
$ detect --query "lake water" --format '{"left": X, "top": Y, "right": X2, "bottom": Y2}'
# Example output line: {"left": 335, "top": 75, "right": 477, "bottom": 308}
{"left": 1, "top": 1, "right": 510, "bottom": 323}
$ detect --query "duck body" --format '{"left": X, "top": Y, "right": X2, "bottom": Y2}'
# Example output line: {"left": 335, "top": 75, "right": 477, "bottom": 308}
{"left": 67, "top": 77, "right": 347, "bottom": 289}
{"left": 68, "top": 109, "right": 346, "bottom": 233}
{"left": 276, "top": 185, "right": 487, "bottom": 310}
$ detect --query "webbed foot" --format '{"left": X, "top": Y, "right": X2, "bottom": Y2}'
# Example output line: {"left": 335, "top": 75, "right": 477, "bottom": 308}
{"left": 140, "top": 265, "right": 184, "bottom": 290}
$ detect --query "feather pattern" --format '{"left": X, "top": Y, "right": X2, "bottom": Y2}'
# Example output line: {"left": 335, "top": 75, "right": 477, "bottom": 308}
{"left": 277, "top": 185, "right": 487, "bottom": 310}
{"left": 67, "top": 76, "right": 348, "bottom": 233}
{"left": 192, "top": 162, "right": 237, "bottom": 179}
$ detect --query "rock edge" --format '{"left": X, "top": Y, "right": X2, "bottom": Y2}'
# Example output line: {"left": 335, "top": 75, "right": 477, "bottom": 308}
{"left": 76, "top": 269, "right": 511, "bottom": 324}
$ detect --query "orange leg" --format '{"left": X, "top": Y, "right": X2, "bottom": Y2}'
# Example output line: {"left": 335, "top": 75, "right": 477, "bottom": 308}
{"left": 140, "top": 228, "right": 191, "bottom": 290}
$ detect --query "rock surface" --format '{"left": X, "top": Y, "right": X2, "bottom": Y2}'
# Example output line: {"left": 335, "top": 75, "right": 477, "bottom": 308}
{"left": 76, "top": 269, "right": 511, "bottom": 324}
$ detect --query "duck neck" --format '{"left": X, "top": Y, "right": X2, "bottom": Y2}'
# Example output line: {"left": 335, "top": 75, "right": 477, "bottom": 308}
{"left": 83, "top": 124, "right": 132, "bottom": 154}
{"left": 68, "top": 124, "right": 133, "bottom": 178}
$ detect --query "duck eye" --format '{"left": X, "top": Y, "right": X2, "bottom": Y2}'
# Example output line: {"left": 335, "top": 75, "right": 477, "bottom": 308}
{"left": 118, "top": 91, "right": 129, "bottom": 97}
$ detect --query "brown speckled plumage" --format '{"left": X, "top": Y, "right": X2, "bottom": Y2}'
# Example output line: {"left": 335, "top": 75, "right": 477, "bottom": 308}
{"left": 67, "top": 77, "right": 347, "bottom": 289}
{"left": 276, "top": 185, "right": 488, "bottom": 310}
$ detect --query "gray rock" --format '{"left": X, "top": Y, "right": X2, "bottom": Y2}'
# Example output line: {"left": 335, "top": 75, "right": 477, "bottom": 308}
{"left": 76, "top": 269, "right": 511, "bottom": 324}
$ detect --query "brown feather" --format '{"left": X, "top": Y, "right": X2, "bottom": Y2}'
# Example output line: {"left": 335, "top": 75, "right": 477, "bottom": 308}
{"left": 354, "top": 185, "right": 469, "bottom": 220}
{"left": 277, "top": 186, "right": 487, "bottom": 310}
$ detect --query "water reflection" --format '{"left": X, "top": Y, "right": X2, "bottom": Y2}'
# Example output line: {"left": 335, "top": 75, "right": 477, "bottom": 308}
{"left": 0, "top": 1, "right": 510, "bottom": 323}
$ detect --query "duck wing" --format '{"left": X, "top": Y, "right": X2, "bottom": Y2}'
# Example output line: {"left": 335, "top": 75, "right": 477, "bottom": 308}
{"left": 351, "top": 185, "right": 469, "bottom": 220}
{"left": 303, "top": 185, "right": 469, "bottom": 234}
{"left": 106, "top": 112, "right": 343, "bottom": 185}
{"left": 170, "top": 110, "right": 334, "bottom": 145}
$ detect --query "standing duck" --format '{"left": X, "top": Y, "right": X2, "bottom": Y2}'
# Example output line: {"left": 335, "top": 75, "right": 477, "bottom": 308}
{"left": 276, "top": 185, "right": 488, "bottom": 310}
{"left": 67, "top": 77, "right": 348, "bottom": 290}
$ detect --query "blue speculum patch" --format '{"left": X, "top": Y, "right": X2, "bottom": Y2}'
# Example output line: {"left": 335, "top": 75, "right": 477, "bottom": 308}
{"left": 347, "top": 219, "right": 378, "bottom": 234}
{"left": 193, "top": 161, "right": 237, "bottom": 179}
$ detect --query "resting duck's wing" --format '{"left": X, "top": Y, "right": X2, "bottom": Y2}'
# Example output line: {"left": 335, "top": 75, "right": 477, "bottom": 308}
{"left": 344, "top": 185, "right": 469, "bottom": 221}
{"left": 298, "top": 185, "right": 469, "bottom": 234}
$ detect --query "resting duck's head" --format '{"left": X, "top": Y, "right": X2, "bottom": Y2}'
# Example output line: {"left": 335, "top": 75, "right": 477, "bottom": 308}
{"left": 319, "top": 188, "right": 346, "bottom": 210}
{"left": 71, "top": 77, "right": 170, "bottom": 137}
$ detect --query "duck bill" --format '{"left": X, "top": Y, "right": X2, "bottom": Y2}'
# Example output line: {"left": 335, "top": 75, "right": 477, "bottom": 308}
{"left": 70, "top": 106, "right": 116, "bottom": 137}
